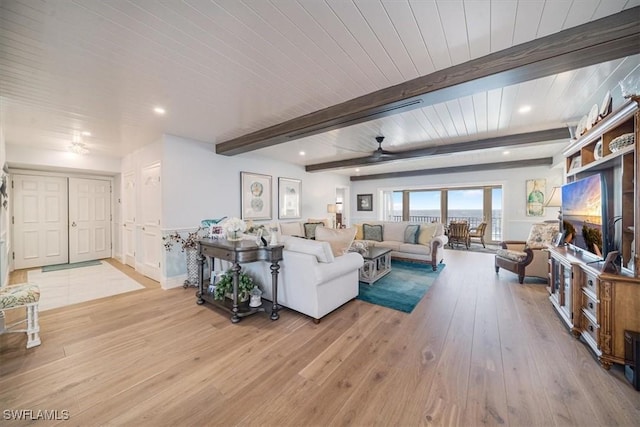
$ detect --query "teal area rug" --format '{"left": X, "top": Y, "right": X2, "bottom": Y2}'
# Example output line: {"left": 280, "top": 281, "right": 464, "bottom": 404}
{"left": 357, "top": 260, "right": 445, "bottom": 313}
{"left": 42, "top": 260, "right": 102, "bottom": 272}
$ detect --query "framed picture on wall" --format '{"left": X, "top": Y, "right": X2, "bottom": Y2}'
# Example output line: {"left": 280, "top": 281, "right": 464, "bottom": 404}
{"left": 525, "top": 178, "right": 545, "bottom": 217}
{"left": 278, "top": 177, "right": 301, "bottom": 219}
{"left": 357, "top": 194, "right": 373, "bottom": 211}
{"left": 241, "top": 172, "right": 272, "bottom": 220}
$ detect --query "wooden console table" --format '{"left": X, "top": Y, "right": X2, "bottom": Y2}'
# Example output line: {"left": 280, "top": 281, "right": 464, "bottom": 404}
{"left": 196, "top": 238, "right": 284, "bottom": 323}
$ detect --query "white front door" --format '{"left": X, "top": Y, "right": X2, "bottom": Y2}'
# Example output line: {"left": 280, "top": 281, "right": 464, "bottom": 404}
{"left": 13, "top": 175, "right": 69, "bottom": 269}
{"left": 139, "top": 163, "right": 161, "bottom": 281}
{"left": 68, "top": 177, "right": 111, "bottom": 263}
{"left": 122, "top": 171, "right": 136, "bottom": 267}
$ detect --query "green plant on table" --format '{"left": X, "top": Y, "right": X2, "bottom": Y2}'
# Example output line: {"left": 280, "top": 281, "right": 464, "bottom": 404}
{"left": 213, "top": 270, "right": 255, "bottom": 302}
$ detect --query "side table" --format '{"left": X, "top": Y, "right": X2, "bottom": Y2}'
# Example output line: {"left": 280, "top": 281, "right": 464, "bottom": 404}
{"left": 196, "top": 238, "right": 284, "bottom": 323}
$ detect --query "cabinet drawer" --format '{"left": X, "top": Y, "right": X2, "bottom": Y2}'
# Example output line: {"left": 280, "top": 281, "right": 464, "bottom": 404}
{"left": 581, "top": 289, "right": 598, "bottom": 319}
{"left": 584, "top": 273, "right": 598, "bottom": 294}
{"left": 581, "top": 312, "right": 599, "bottom": 345}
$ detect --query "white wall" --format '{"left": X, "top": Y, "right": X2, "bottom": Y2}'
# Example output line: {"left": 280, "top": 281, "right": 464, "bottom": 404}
{"left": 350, "top": 164, "right": 564, "bottom": 241}
{"left": 161, "top": 134, "right": 350, "bottom": 285}
{"left": 162, "top": 134, "right": 349, "bottom": 228}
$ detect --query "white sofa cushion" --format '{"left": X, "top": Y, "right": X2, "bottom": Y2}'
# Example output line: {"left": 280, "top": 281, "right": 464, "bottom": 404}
{"left": 284, "top": 237, "right": 335, "bottom": 263}
{"left": 376, "top": 241, "right": 402, "bottom": 251}
{"left": 315, "top": 226, "right": 357, "bottom": 257}
{"left": 398, "top": 243, "right": 431, "bottom": 255}
{"left": 383, "top": 221, "right": 408, "bottom": 242}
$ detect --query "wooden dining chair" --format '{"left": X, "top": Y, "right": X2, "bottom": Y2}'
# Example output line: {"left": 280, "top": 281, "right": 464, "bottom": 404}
{"left": 448, "top": 222, "right": 470, "bottom": 249}
{"left": 468, "top": 222, "right": 488, "bottom": 248}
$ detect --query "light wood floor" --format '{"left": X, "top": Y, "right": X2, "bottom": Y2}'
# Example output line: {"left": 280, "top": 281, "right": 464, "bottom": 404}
{"left": 1, "top": 252, "right": 639, "bottom": 426}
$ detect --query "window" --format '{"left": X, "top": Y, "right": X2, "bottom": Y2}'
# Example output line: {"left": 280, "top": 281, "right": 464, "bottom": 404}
{"left": 384, "top": 185, "right": 503, "bottom": 243}
{"left": 409, "top": 191, "right": 441, "bottom": 223}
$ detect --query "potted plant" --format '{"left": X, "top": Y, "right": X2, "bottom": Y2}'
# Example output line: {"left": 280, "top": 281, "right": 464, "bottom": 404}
{"left": 213, "top": 270, "right": 255, "bottom": 303}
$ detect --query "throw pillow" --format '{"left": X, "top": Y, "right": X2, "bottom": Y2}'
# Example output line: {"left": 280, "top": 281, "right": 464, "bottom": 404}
{"left": 285, "top": 237, "right": 335, "bottom": 263}
{"left": 354, "top": 224, "right": 363, "bottom": 240}
{"left": 315, "top": 226, "right": 357, "bottom": 257}
{"left": 526, "top": 222, "right": 559, "bottom": 249}
{"left": 362, "top": 224, "right": 383, "bottom": 242}
{"left": 404, "top": 224, "right": 420, "bottom": 243}
{"left": 417, "top": 223, "right": 438, "bottom": 245}
{"left": 303, "top": 222, "right": 324, "bottom": 239}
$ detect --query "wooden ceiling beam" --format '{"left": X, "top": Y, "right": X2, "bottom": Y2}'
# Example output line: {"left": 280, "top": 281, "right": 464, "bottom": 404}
{"left": 216, "top": 7, "right": 639, "bottom": 156}
{"left": 304, "top": 128, "right": 568, "bottom": 172}
{"left": 350, "top": 158, "right": 554, "bottom": 181}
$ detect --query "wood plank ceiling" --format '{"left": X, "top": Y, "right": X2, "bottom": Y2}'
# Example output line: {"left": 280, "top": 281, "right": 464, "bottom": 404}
{"left": 1, "top": 0, "right": 639, "bottom": 176}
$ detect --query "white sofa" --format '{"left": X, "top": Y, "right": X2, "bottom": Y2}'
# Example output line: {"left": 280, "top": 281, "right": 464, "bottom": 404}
{"left": 239, "top": 236, "right": 364, "bottom": 322}
{"left": 354, "top": 221, "right": 448, "bottom": 271}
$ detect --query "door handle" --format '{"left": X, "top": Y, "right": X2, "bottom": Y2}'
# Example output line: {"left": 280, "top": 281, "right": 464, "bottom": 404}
{"left": 71, "top": 221, "right": 77, "bottom": 227}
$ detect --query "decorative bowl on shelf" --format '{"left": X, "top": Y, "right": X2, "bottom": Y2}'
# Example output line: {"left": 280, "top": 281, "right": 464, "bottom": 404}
{"left": 609, "top": 133, "right": 634, "bottom": 152}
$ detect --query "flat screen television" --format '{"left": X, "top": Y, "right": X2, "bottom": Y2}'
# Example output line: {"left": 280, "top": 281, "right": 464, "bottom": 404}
{"left": 561, "top": 174, "right": 607, "bottom": 260}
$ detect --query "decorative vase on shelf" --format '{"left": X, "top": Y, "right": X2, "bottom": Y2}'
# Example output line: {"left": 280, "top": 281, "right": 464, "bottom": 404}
{"left": 249, "top": 286, "right": 262, "bottom": 308}
{"left": 226, "top": 230, "right": 243, "bottom": 241}
{"left": 223, "top": 217, "right": 247, "bottom": 242}
{"left": 269, "top": 231, "right": 277, "bottom": 246}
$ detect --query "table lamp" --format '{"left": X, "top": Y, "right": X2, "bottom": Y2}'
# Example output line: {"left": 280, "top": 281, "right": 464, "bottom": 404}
{"left": 327, "top": 204, "right": 337, "bottom": 229}
{"left": 544, "top": 186, "right": 562, "bottom": 222}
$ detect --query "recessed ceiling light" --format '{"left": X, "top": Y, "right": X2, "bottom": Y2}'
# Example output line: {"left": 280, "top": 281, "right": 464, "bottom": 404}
{"left": 355, "top": 168, "right": 360, "bottom": 172}
{"left": 299, "top": 151, "right": 305, "bottom": 156}
{"left": 518, "top": 105, "right": 532, "bottom": 114}
{"left": 81, "top": 131, "right": 91, "bottom": 136}
{"left": 503, "top": 150, "right": 510, "bottom": 155}
{"left": 153, "top": 107, "right": 166, "bottom": 115}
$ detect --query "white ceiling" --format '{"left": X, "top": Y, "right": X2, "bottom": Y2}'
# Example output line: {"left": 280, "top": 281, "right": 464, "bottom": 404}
{"left": 1, "top": 0, "right": 639, "bottom": 176}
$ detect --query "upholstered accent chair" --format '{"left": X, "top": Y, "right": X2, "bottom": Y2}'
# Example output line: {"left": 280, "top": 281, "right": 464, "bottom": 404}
{"left": 494, "top": 222, "right": 558, "bottom": 284}
{"left": 0, "top": 283, "right": 41, "bottom": 348}
{"left": 468, "top": 222, "right": 488, "bottom": 248}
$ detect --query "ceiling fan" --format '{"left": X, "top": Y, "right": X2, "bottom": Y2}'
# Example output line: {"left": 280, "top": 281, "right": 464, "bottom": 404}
{"left": 371, "top": 136, "right": 396, "bottom": 159}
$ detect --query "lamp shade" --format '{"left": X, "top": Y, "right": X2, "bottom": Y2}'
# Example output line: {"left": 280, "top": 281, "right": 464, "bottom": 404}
{"left": 327, "top": 204, "right": 337, "bottom": 214}
{"left": 544, "top": 186, "right": 562, "bottom": 207}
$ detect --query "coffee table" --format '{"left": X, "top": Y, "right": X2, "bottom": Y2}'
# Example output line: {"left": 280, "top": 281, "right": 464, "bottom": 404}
{"left": 359, "top": 247, "right": 392, "bottom": 284}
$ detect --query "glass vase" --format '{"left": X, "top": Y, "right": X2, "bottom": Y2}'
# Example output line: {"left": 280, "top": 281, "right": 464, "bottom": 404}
{"left": 226, "top": 230, "right": 243, "bottom": 241}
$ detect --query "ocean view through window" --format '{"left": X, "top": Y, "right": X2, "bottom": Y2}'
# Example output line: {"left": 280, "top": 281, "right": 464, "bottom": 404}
{"left": 388, "top": 186, "right": 503, "bottom": 242}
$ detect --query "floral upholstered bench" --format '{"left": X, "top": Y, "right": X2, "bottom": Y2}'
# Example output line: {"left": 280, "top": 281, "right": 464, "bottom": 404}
{"left": 0, "top": 283, "right": 41, "bottom": 348}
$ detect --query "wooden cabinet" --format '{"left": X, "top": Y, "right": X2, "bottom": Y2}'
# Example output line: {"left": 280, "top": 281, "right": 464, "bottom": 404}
{"left": 550, "top": 97, "right": 640, "bottom": 369}
{"left": 563, "top": 98, "right": 639, "bottom": 274}
{"left": 548, "top": 247, "right": 640, "bottom": 368}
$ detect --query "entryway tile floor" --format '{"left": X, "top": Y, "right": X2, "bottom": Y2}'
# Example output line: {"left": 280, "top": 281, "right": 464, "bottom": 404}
{"left": 24, "top": 262, "right": 145, "bottom": 311}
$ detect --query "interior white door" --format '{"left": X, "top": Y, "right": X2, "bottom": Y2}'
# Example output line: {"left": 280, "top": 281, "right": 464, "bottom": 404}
{"left": 68, "top": 178, "right": 111, "bottom": 263}
{"left": 122, "top": 171, "right": 136, "bottom": 267}
{"left": 13, "top": 175, "right": 69, "bottom": 269}
{"left": 140, "top": 163, "right": 161, "bottom": 281}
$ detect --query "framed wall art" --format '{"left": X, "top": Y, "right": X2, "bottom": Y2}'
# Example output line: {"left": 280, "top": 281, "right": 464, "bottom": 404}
{"left": 241, "top": 172, "right": 272, "bottom": 220}
{"left": 357, "top": 194, "right": 373, "bottom": 211}
{"left": 278, "top": 177, "right": 301, "bottom": 219}
{"left": 525, "top": 178, "right": 545, "bottom": 217}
